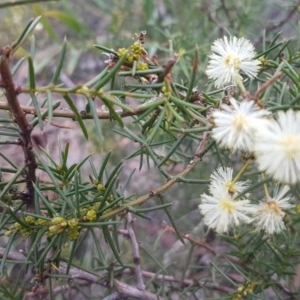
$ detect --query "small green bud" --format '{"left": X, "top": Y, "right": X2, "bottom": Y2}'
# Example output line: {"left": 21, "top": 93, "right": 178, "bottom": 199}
{"left": 25, "top": 216, "right": 36, "bottom": 224}
{"left": 35, "top": 218, "right": 49, "bottom": 226}
{"left": 68, "top": 219, "right": 78, "bottom": 228}
{"left": 96, "top": 184, "right": 106, "bottom": 191}
{"left": 50, "top": 217, "right": 66, "bottom": 225}
{"left": 67, "top": 227, "right": 80, "bottom": 241}
{"left": 86, "top": 209, "right": 97, "bottom": 221}
{"left": 4, "top": 230, "right": 13, "bottom": 236}
{"left": 137, "top": 62, "right": 148, "bottom": 70}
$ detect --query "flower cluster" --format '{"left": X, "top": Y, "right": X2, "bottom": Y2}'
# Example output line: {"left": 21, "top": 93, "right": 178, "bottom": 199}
{"left": 206, "top": 37, "right": 300, "bottom": 185}
{"left": 211, "top": 101, "right": 300, "bottom": 185}
{"left": 199, "top": 168, "right": 254, "bottom": 233}
{"left": 254, "top": 110, "right": 300, "bottom": 184}
{"left": 206, "top": 36, "right": 261, "bottom": 88}
{"left": 201, "top": 36, "right": 299, "bottom": 234}
{"left": 212, "top": 98, "right": 270, "bottom": 153}
{"left": 117, "top": 41, "right": 148, "bottom": 69}
{"left": 199, "top": 168, "right": 293, "bottom": 234}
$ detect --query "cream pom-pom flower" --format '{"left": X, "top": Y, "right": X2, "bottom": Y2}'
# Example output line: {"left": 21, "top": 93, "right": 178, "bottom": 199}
{"left": 199, "top": 190, "right": 254, "bottom": 233}
{"left": 206, "top": 36, "right": 261, "bottom": 88}
{"left": 251, "top": 185, "right": 292, "bottom": 234}
{"left": 254, "top": 109, "right": 300, "bottom": 184}
{"left": 199, "top": 168, "right": 255, "bottom": 233}
{"left": 212, "top": 98, "right": 270, "bottom": 152}
{"left": 209, "top": 167, "right": 250, "bottom": 197}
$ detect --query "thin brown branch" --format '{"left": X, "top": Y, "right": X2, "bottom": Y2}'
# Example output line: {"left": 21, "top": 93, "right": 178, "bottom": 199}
{"left": 126, "top": 212, "right": 145, "bottom": 291}
{"left": 102, "top": 292, "right": 120, "bottom": 300}
{"left": 254, "top": 71, "right": 283, "bottom": 101}
{"left": 113, "top": 280, "right": 163, "bottom": 300}
{"left": 134, "top": 269, "right": 235, "bottom": 293}
{"left": 98, "top": 132, "right": 211, "bottom": 221}
{"left": 0, "top": 102, "right": 146, "bottom": 120}
{"left": 162, "top": 222, "right": 243, "bottom": 266}
{"left": 0, "top": 47, "right": 36, "bottom": 212}
{"left": 1, "top": 247, "right": 295, "bottom": 298}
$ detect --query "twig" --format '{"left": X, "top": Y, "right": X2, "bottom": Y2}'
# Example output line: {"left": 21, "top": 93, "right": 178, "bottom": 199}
{"left": 1, "top": 247, "right": 295, "bottom": 298}
{"left": 254, "top": 71, "right": 283, "bottom": 101}
{"left": 0, "top": 47, "right": 37, "bottom": 212}
{"left": 113, "top": 280, "right": 163, "bottom": 300}
{"left": 102, "top": 293, "right": 121, "bottom": 300}
{"left": 0, "top": 102, "right": 146, "bottom": 120}
{"left": 98, "top": 132, "right": 212, "bottom": 221}
{"left": 162, "top": 222, "right": 243, "bottom": 266}
{"left": 134, "top": 269, "right": 235, "bottom": 293}
{"left": 126, "top": 212, "right": 145, "bottom": 291}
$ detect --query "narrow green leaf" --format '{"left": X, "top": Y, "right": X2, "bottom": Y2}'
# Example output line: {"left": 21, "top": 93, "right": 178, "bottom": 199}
{"left": 123, "top": 126, "right": 145, "bottom": 144}
{"left": 78, "top": 221, "right": 119, "bottom": 227}
{"left": 62, "top": 142, "right": 70, "bottom": 169}
{"left": 26, "top": 228, "right": 48, "bottom": 265}
{"left": 51, "top": 38, "right": 67, "bottom": 84}
{"left": 157, "top": 134, "right": 187, "bottom": 167}
{"left": 30, "top": 35, "right": 35, "bottom": 58}
{"left": 8, "top": 207, "right": 29, "bottom": 229}
{"left": 46, "top": 90, "right": 54, "bottom": 124}
{"left": 31, "top": 94, "right": 43, "bottom": 131}
{"left": 90, "top": 228, "right": 105, "bottom": 265}
{"left": 87, "top": 97, "right": 104, "bottom": 145}
{"left": 256, "top": 42, "right": 283, "bottom": 59}
{"left": 98, "top": 196, "right": 123, "bottom": 215}
{"left": 93, "top": 44, "right": 118, "bottom": 56}
{"left": 99, "top": 163, "right": 123, "bottom": 211}
{"left": 30, "top": 100, "right": 61, "bottom": 127}
{"left": 63, "top": 94, "right": 89, "bottom": 139}
{"left": 0, "top": 231, "right": 18, "bottom": 275}
{"left": 120, "top": 169, "right": 135, "bottom": 195}
{"left": 85, "top": 67, "right": 108, "bottom": 87}
{"left": 66, "top": 154, "right": 92, "bottom": 181}
{"left": 184, "top": 45, "right": 198, "bottom": 102}
{"left": 38, "top": 148, "right": 58, "bottom": 168}
{"left": 34, "top": 151, "right": 76, "bottom": 211}
{"left": 27, "top": 56, "right": 36, "bottom": 89}
{"left": 102, "top": 225, "right": 123, "bottom": 265}
{"left": 11, "top": 16, "right": 42, "bottom": 53}
{"left": 0, "top": 165, "right": 26, "bottom": 200}
{"left": 140, "top": 245, "right": 169, "bottom": 275}
{"left": 180, "top": 244, "right": 195, "bottom": 286}
{"left": 33, "top": 182, "right": 57, "bottom": 216}
{"left": 66, "top": 240, "right": 78, "bottom": 274}
{"left": 97, "top": 151, "right": 112, "bottom": 182}
{"left": 130, "top": 202, "right": 172, "bottom": 213}
{"left": 161, "top": 200, "right": 184, "bottom": 244}
{"left": 100, "top": 94, "right": 124, "bottom": 128}
{"left": 36, "top": 235, "right": 59, "bottom": 267}
{"left": 94, "top": 52, "right": 128, "bottom": 90}
{"left": 273, "top": 40, "right": 291, "bottom": 60}
{"left": 146, "top": 110, "right": 165, "bottom": 144}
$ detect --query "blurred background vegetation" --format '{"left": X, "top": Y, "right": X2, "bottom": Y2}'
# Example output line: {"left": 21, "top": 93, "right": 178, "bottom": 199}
{"left": 1, "top": 0, "right": 299, "bottom": 83}
{"left": 0, "top": 0, "right": 300, "bottom": 299}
